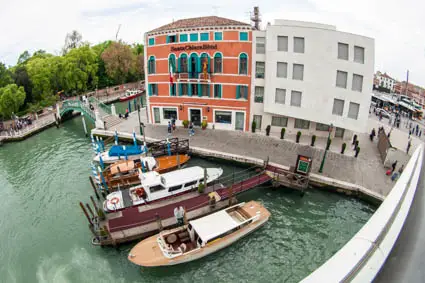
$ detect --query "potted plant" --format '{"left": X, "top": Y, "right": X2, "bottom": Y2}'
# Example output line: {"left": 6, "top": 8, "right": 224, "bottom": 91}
{"left": 266, "top": 125, "right": 271, "bottom": 136}
{"left": 182, "top": 120, "right": 189, "bottom": 128}
{"left": 326, "top": 138, "right": 332, "bottom": 150}
{"left": 280, "top": 128, "right": 285, "bottom": 139}
{"left": 341, "top": 142, "right": 347, "bottom": 154}
{"left": 252, "top": 120, "right": 256, "bottom": 133}
{"left": 311, "top": 135, "right": 316, "bottom": 146}
{"left": 296, "top": 131, "right": 301, "bottom": 143}
{"left": 198, "top": 183, "right": 205, "bottom": 193}
{"left": 355, "top": 146, "right": 360, "bottom": 158}
{"left": 201, "top": 120, "right": 208, "bottom": 130}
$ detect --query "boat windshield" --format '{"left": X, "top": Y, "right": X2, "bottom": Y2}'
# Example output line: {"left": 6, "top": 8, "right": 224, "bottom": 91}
{"left": 161, "top": 176, "right": 166, "bottom": 185}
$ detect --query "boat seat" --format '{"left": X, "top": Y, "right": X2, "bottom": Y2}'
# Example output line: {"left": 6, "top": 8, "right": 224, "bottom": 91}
{"left": 178, "top": 231, "right": 189, "bottom": 239}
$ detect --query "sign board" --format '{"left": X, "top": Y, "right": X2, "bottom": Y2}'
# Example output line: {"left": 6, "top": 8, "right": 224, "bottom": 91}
{"left": 171, "top": 44, "right": 218, "bottom": 52}
{"left": 295, "top": 155, "right": 312, "bottom": 175}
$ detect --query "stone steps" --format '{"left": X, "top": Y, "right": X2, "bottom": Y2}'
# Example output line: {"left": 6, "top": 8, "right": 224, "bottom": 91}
{"left": 103, "top": 115, "right": 122, "bottom": 129}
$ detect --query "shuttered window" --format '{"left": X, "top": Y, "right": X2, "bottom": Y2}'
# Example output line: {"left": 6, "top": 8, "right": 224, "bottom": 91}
{"left": 354, "top": 46, "right": 365, "bottom": 64}
{"left": 239, "top": 53, "right": 248, "bottom": 75}
{"left": 256, "top": 62, "right": 265, "bottom": 78}
{"left": 292, "top": 64, "right": 304, "bottom": 81}
{"left": 332, "top": 99, "right": 344, "bottom": 116}
{"left": 338, "top": 43, "right": 349, "bottom": 60}
{"left": 336, "top": 70, "right": 348, "bottom": 88}
{"left": 236, "top": 86, "right": 248, "bottom": 99}
{"left": 294, "top": 119, "right": 310, "bottom": 129}
{"left": 348, "top": 102, "right": 360, "bottom": 120}
{"left": 271, "top": 116, "right": 288, "bottom": 127}
{"left": 294, "top": 37, "right": 305, "bottom": 53}
{"left": 316, "top": 123, "right": 330, "bottom": 131}
{"left": 290, "top": 90, "right": 302, "bottom": 107}
{"left": 277, "top": 36, "right": 288, "bottom": 51}
{"left": 277, "top": 62, "right": 287, "bottom": 78}
{"left": 275, "top": 88, "right": 286, "bottom": 104}
{"left": 214, "top": 84, "right": 222, "bottom": 98}
{"left": 352, "top": 74, "right": 363, "bottom": 92}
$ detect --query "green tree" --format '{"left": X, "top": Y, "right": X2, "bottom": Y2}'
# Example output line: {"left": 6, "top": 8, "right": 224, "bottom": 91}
{"left": 0, "top": 84, "right": 26, "bottom": 118}
{"left": 17, "top": 51, "right": 31, "bottom": 65}
{"left": 92, "top": 41, "right": 114, "bottom": 88}
{"left": 26, "top": 57, "right": 53, "bottom": 101}
{"left": 0, "top": 63, "right": 13, "bottom": 88}
{"left": 101, "top": 41, "right": 135, "bottom": 84}
{"left": 12, "top": 65, "right": 33, "bottom": 104}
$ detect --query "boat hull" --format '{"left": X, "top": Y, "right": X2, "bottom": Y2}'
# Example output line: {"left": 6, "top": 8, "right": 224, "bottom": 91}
{"left": 119, "top": 93, "right": 142, "bottom": 102}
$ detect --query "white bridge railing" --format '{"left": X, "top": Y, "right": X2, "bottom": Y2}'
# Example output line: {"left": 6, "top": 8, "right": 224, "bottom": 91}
{"left": 301, "top": 144, "right": 424, "bottom": 283}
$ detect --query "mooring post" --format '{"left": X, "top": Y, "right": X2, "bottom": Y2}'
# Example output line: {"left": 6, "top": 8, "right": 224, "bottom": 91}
{"left": 89, "top": 176, "right": 100, "bottom": 200}
{"left": 156, "top": 213, "right": 163, "bottom": 231}
{"left": 81, "top": 113, "right": 88, "bottom": 137}
{"left": 86, "top": 203, "right": 95, "bottom": 219}
{"left": 79, "top": 202, "right": 93, "bottom": 226}
{"left": 90, "top": 195, "right": 99, "bottom": 213}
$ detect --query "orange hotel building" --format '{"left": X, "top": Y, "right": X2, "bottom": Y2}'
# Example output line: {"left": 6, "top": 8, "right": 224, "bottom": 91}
{"left": 144, "top": 16, "right": 253, "bottom": 131}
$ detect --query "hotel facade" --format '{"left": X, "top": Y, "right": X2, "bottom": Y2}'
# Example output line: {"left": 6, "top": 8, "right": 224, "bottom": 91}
{"left": 145, "top": 16, "right": 375, "bottom": 139}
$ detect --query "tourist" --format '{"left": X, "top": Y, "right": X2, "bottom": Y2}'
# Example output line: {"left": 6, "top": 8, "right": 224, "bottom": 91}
{"left": 171, "top": 117, "right": 176, "bottom": 131}
{"left": 352, "top": 134, "right": 357, "bottom": 145}
{"left": 406, "top": 139, "right": 411, "bottom": 154}
{"left": 189, "top": 122, "right": 194, "bottom": 136}
{"left": 398, "top": 165, "right": 404, "bottom": 175}
{"left": 369, "top": 128, "right": 376, "bottom": 141}
{"left": 391, "top": 161, "right": 397, "bottom": 173}
{"left": 167, "top": 121, "right": 172, "bottom": 136}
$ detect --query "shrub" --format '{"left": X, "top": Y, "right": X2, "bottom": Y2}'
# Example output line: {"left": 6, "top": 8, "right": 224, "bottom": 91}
{"left": 341, "top": 143, "right": 347, "bottom": 154}
{"left": 198, "top": 183, "right": 205, "bottom": 193}
{"left": 311, "top": 135, "right": 316, "bottom": 146}
{"left": 182, "top": 120, "right": 189, "bottom": 128}
{"left": 326, "top": 138, "right": 332, "bottom": 150}
{"left": 280, "top": 128, "right": 286, "bottom": 139}
{"left": 201, "top": 120, "right": 208, "bottom": 129}
{"left": 296, "top": 131, "right": 301, "bottom": 143}
{"left": 252, "top": 120, "right": 256, "bottom": 133}
{"left": 266, "top": 125, "right": 271, "bottom": 136}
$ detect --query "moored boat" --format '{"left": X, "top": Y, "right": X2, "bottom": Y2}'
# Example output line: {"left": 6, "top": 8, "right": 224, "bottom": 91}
{"left": 119, "top": 89, "right": 143, "bottom": 102}
{"left": 103, "top": 166, "right": 223, "bottom": 212}
{"left": 103, "top": 154, "right": 191, "bottom": 190}
{"left": 93, "top": 144, "right": 148, "bottom": 164}
{"left": 127, "top": 201, "right": 270, "bottom": 266}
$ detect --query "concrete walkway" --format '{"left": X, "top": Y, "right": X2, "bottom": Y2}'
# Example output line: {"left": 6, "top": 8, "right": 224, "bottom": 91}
{"left": 111, "top": 111, "right": 405, "bottom": 196}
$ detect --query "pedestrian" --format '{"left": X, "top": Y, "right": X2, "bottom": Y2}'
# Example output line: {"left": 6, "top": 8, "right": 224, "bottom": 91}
{"left": 167, "top": 121, "right": 172, "bottom": 136}
{"left": 189, "top": 121, "right": 194, "bottom": 136}
{"left": 406, "top": 139, "right": 411, "bottom": 154}
{"left": 171, "top": 117, "right": 176, "bottom": 131}
{"left": 369, "top": 128, "right": 376, "bottom": 141}
{"left": 352, "top": 134, "right": 358, "bottom": 145}
{"left": 391, "top": 160, "right": 397, "bottom": 173}
{"left": 398, "top": 165, "right": 404, "bottom": 175}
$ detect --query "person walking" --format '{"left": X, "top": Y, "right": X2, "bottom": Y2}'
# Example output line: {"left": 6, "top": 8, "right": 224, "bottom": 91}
{"left": 406, "top": 139, "right": 412, "bottom": 154}
{"left": 171, "top": 117, "right": 176, "bottom": 131}
{"left": 167, "top": 121, "right": 172, "bottom": 136}
{"left": 369, "top": 128, "right": 376, "bottom": 141}
{"left": 391, "top": 161, "right": 397, "bottom": 173}
{"left": 189, "top": 121, "right": 194, "bottom": 136}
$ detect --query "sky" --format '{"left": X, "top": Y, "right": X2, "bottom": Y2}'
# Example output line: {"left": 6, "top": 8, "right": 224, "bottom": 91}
{"left": 0, "top": 0, "right": 424, "bottom": 85}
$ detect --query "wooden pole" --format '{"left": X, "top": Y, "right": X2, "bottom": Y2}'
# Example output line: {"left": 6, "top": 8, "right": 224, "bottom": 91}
{"left": 89, "top": 176, "right": 100, "bottom": 200}
{"left": 156, "top": 213, "right": 163, "bottom": 231}
{"left": 86, "top": 203, "right": 95, "bottom": 218}
{"left": 90, "top": 195, "right": 99, "bottom": 213}
{"left": 79, "top": 202, "right": 93, "bottom": 225}
{"left": 204, "top": 167, "right": 207, "bottom": 187}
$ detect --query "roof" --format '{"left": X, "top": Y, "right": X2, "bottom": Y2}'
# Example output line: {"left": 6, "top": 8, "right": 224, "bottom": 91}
{"left": 190, "top": 209, "right": 240, "bottom": 242}
{"left": 381, "top": 73, "right": 394, "bottom": 80}
{"left": 149, "top": 16, "right": 250, "bottom": 33}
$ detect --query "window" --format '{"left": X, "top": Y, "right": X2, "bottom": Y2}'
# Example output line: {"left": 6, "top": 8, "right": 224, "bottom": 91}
{"left": 271, "top": 116, "right": 288, "bottom": 127}
{"left": 256, "top": 62, "right": 265, "bottom": 78}
{"left": 294, "top": 119, "right": 310, "bottom": 129}
{"left": 190, "top": 33, "right": 198, "bottom": 42}
{"left": 338, "top": 43, "right": 349, "bottom": 60}
{"left": 316, "top": 123, "right": 330, "bottom": 131}
{"left": 254, "top": 86, "right": 264, "bottom": 103}
{"left": 214, "top": 84, "right": 222, "bottom": 98}
{"left": 149, "top": 185, "right": 165, "bottom": 193}
{"left": 332, "top": 99, "right": 344, "bottom": 116}
{"left": 240, "top": 32, "right": 248, "bottom": 41}
{"left": 163, "top": 108, "right": 177, "bottom": 119}
{"left": 214, "top": 53, "right": 222, "bottom": 73}
{"left": 336, "top": 70, "right": 348, "bottom": 88}
{"left": 148, "top": 38, "right": 155, "bottom": 46}
{"left": 201, "top": 84, "right": 209, "bottom": 97}
{"left": 167, "top": 35, "right": 177, "bottom": 43}
{"left": 191, "top": 84, "right": 198, "bottom": 96}
{"left": 354, "top": 46, "right": 365, "bottom": 64}
{"left": 180, "top": 34, "right": 188, "bottom": 42}
{"left": 148, "top": 56, "right": 155, "bottom": 74}
{"left": 184, "top": 180, "right": 197, "bottom": 188}
{"left": 179, "top": 54, "right": 188, "bottom": 73}
{"left": 348, "top": 102, "right": 360, "bottom": 120}
{"left": 292, "top": 64, "right": 304, "bottom": 81}
{"left": 294, "top": 37, "right": 305, "bottom": 53}
{"left": 214, "top": 32, "right": 223, "bottom": 41}
{"left": 168, "top": 185, "right": 182, "bottom": 192}
{"left": 181, "top": 84, "right": 188, "bottom": 96}
{"left": 277, "top": 36, "right": 288, "bottom": 51}
{"left": 148, "top": 84, "right": 157, "bottom": 96}
{"left": 290, "top": 90, "right": 302, "bottom": 107}
{"left": 275, "top": 88, "right": 286, "bottom": 104}
{"left": 200, "top": 53, "right": 210, "bottom": 73}
{"left": 253, "top": 115, "right": 262, "bottom": 130}
{"left": 277, "top": 62, "right": 287, "bottom": 78}
{"left": 215, "top": 111, "right": 232, "bottom": 124}
{"left": 256, "top": 37, "right": 265, "bottom": 54}
{"left": 236, "top": 86, "right": 248, "bottom": 99}
{"left": 352, "top": 74, "right": 363, "bottom": 92}
{"left": 200, "top": 33, "right": 209, "bottom": 41}
{"left": 168, "top": 54, "right": 176, "bottom": 73}
{"left": 169, "top": 84, "right": 176, "bottom": 96}
{"left": 239, "top": 53, "right": 248, "bottom": 75}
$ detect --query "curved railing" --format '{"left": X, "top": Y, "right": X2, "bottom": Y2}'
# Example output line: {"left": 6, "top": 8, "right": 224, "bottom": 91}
{"left": 301, "top": 144, "right": 424, "bottom": 282}
{"left": 88, "top": 97, "right": 111, "bottom": 115}
{"left": 60, "top": 100, "right": 96, "bottom": 122}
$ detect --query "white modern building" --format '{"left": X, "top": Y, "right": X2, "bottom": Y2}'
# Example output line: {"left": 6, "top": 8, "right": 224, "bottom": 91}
{"left": 376, "top": 71, "right": 396, "bottom": 92}
{"left": 251, "top": 20, "right": 375, "bottom": 139}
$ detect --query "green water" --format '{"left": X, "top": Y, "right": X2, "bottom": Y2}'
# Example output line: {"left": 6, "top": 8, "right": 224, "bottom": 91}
{"left": 0, "top": 117, "right": 375, "bottom": 283}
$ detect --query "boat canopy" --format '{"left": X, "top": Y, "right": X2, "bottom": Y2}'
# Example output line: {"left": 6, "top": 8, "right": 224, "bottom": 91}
{"left": 189, "top": 210, "right": 240, "bottom": 243}
{"left": 109, "top": 145, "right": 145, "bottom": 157}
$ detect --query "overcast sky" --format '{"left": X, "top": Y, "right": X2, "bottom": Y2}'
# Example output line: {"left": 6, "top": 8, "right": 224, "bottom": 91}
{"left": 1, "top": 0, "right": 424, "bottom": 85}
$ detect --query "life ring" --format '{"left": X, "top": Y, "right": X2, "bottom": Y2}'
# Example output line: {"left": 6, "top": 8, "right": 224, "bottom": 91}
{"left": 109, "top": 197, "right": 120, "bottom": 205}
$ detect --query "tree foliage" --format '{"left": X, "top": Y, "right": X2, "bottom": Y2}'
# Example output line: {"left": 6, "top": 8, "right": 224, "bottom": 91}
{"left": 17, "top": 51, "right": 31, "bottom": 65}
{"left": 101, "top": 42, "right": 135, "bottom": 84}
{"left": 0, "top": 63, "right": 13, "bottom": 88}
{"left": 0, "top": 84, "right": 26, "bottom": 117}
{"left": 62, "top": 30, "right": 83, "bottom": 54}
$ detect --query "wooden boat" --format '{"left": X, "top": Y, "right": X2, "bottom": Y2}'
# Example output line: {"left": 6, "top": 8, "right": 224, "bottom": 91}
{"left": 127, "top": 201, "right": 270, "bottom": 266}
{"left": 103, "top": 166, "right": 223, "bottom": 212}
{"left": 119, "top": 89, "right": 143, "bottom": 102}
{"left": 103, "top": 154, "right": 190, "bottom": 190}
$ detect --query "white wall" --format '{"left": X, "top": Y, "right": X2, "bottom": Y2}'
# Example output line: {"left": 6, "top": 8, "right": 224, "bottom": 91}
{"left": 251, "top": 20, "right": 375, "bottom": 134}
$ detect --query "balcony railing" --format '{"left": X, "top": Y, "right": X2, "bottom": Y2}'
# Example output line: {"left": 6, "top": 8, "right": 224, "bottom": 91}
{"left": 176, "top": 71, "right": 212, "bottom": 81}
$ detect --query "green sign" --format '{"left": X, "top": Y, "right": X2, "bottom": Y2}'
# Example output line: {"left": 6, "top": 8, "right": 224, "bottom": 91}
{"left": 297, "top": 160, "right": 310, "bottom": 174}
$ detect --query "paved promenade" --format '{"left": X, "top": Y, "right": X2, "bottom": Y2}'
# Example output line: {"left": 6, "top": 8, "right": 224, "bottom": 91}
{"left": 110, "top": 111, "right": 411, "bottom": 196}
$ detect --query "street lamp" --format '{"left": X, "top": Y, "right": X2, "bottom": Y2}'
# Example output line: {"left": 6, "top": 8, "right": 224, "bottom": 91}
{"left": 318, "top": 123, "right": 333, "bottom": 173}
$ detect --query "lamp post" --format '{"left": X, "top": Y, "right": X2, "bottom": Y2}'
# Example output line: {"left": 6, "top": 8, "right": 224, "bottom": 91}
{"left": 318, "top": 123, "right": 333, "bottom": 173}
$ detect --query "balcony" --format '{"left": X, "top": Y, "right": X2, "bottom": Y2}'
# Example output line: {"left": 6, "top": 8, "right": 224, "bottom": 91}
{"left": 176, "top": 71, "right": 212, "bottom": 82}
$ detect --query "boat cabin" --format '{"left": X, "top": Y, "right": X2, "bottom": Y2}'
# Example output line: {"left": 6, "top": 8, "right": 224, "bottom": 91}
{"left": 156, "top": 202, "right": 261, "bottom": 258}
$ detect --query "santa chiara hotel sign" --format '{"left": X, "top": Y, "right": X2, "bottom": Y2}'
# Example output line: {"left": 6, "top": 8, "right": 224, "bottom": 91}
{"left": 170, "top": 44, "right": 218, "bottom": 52}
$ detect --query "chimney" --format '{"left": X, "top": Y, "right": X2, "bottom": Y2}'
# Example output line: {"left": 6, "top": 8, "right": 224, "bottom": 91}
{"left": 251, "top": 6, "right": 261, "bottom": 30}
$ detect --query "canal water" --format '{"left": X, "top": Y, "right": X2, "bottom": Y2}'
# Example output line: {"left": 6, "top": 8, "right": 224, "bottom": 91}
{"left": 0, "top": 117, "right": 375, "bottom": 283}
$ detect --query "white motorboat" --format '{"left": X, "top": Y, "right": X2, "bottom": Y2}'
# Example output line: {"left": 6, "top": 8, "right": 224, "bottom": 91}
{"left": 93, "top": 144, "right": 148, "bottom": 164}
{"left": 103, "top": 166, "right": 223, "bottom": 212}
